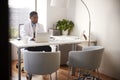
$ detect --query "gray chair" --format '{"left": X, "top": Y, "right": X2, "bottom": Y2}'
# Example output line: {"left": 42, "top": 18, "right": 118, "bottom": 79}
{"left": 68, "top": 46, "right": 104, "bottom": 80}
{"left": 23, "top": 50, "right": 61, "bottom": 80}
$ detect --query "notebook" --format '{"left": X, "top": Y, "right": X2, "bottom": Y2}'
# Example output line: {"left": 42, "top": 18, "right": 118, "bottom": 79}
{"left": 35, "top": 32, "right": 49, "bottom": 43}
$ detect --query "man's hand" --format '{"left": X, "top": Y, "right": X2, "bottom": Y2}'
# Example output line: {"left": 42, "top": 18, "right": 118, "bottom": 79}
{"left": 30, "top": 38, "right": 35, "bottom": 41}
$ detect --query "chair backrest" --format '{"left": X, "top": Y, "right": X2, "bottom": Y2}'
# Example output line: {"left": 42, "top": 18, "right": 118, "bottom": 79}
{"left": 18, "top": 24, "right": 24, "bottom": 39}
{"left": 68, "top": 46, "right": 104, "bottom": 70}
{"left": 23, "top": 50, "right": 61, "bottom": 75}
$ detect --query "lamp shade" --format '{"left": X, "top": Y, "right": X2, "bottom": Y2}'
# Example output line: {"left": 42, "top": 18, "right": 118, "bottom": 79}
{"left": 50, "top": 0, "right": 68, "bottom": 8}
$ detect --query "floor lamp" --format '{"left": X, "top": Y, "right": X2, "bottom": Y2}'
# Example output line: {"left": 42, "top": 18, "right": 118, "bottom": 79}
{"left": 50, "top": 0, "right": 91, "bottom": 46}
{"left": 81, "top": 0, "right": 91, "bottom": 46}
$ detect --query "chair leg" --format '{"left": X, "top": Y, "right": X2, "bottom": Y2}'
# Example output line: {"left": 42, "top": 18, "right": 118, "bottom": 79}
{"left": 78, "top": 68, "right": 83, "bottom": 79}
{"left": 21, "top": 67, "right": 24, "bottom": 72}
{"left": 26, "top": 73, "right": 32, "bottom": 80}
{"left": 50, "top": 74, "right": 52, "bottom": 80}
{"left": 96, "top": 69, "right": 101, "bottom": 80}
{"left": 16, "top": 63, "right": 18, "bottom": 69}
{"left": 56, "top": 71, "right": 58, "bottom": 80}
{"left": 68, "top": 66, "right": 71, "bottom": 80}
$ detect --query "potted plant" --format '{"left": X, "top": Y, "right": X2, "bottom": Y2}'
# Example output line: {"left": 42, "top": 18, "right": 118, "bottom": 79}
{"left": 56, "top": 19, "right": 74, "bottom": 35}
{"left": 9, "top": 27, "right": 18, "bottom": 38}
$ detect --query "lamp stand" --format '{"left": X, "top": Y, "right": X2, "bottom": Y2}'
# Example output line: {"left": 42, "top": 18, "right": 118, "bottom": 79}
{"left": 81, "top": 0, "right": 91, "bottom": 46}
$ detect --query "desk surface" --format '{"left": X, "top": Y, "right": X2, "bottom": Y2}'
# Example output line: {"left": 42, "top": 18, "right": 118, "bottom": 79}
{"left": 9, "top": 36, "right": 96, "bottom": 48}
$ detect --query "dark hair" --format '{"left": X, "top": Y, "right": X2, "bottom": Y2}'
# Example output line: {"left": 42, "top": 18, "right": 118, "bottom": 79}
{"left": 30, "top": 11, "right": 38, "bottom": 17}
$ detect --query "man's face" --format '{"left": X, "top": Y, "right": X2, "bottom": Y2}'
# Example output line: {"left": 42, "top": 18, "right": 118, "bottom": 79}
{"left": 30, "top": 14, "right": 38, "bottom": 24}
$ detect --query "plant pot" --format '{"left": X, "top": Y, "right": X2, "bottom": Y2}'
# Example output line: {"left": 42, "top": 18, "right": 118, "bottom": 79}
{"left": 62, "top": 30, "right": 68, "bottom": 35}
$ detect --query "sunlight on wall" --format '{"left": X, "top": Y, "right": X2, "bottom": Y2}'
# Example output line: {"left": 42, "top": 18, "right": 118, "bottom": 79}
{"left": 37, "top": 0, "right": 47, "bottom": 32}
{"left": 9, "top": 0, "right": 35, "bottom": 10}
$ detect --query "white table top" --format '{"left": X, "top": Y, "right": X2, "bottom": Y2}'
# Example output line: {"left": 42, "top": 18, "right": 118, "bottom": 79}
{"left": 9, "top": 36, "right": 96, "bottom": 48}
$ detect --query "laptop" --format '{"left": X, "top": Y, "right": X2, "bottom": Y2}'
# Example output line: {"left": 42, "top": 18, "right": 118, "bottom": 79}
{"left": 35, "top": 32, "right": 50, "bottom": 43}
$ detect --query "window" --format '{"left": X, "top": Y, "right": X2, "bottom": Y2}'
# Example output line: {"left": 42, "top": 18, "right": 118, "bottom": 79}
{"left": 9, "top": 0, "right": 35, "bottom": 38}
{"left": 9, "top": 0, "right": 47, "bottom": 38}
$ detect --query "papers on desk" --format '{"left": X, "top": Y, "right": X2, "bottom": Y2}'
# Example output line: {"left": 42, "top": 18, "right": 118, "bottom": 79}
{"left": 51, "top": 36, "right": 80, "bottom": 41}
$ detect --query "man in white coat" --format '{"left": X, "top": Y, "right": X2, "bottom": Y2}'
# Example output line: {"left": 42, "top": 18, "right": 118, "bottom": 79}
{"left": 21, "top": 11, "right": 51, "bottom": 51}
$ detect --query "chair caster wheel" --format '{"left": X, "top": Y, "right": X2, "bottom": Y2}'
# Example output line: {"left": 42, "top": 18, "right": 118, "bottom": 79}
{"left": 16, "top": 63, "right": 18, "bottom": 69}
{"left": 26, "top": 73, "right": 32, "bottom": 80}
{"left": 22, "top": 67, "right": 24, "bottom": 72}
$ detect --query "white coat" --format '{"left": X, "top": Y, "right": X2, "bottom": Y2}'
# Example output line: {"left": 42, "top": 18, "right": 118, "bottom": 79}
{"left": 21, "top": 22, "right": 45, "bottom": 39}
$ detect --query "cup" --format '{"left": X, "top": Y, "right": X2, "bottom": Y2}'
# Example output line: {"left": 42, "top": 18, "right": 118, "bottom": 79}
{"left": 22, "top": 37, "right": 28, "bottom": 44}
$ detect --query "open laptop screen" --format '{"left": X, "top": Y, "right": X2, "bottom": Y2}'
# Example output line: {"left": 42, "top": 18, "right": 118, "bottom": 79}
{"left": 35, "top": 32, "right": 49, "bottom": 43}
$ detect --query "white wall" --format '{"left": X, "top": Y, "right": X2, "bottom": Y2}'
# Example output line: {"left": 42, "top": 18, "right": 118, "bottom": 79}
{"left": 47, "top": 0, "right": 67, "bottom": 29}
{"left": 37, "top": 0, "right": 47, "bottom": 32}
{"left": 68, "top": 0, "right": 120, "bottom": 79}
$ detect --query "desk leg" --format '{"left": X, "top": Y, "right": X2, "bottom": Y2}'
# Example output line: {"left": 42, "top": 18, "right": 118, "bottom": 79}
{"left": 56, "top": 45, "right": 59, "bottom": 51}
{"left": 71, "top": 43, "right": 77, "bottom": 76}
{"left": 72, "top": 43, "right": 76, "bottom": 51}
{"left": 71, "top": 67, "right": 76, "bottom": 76}
{"left": 18, "top": 48, "right": 21, "bottom": 80}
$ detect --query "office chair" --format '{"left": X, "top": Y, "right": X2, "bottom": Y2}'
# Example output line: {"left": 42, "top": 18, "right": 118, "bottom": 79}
{"left": 16, "top": 24, "right": 52, "bottom": 72}
{"left": 23, "top": 50, "right": 61, "bottom": 80}
{"left": 16, "top": 24, "right": 24, "bottom": 72}
{"left": 68, "top": 46, "right": 104, "bottom": 80}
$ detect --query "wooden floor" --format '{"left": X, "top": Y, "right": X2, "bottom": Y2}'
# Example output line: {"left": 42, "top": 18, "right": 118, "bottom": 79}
{"left": 11, "top": 60, "right": 117, "bottom": 80}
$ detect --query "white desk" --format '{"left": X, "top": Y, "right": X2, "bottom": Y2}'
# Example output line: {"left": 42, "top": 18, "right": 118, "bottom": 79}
{"left": 10, "top": 36, "right": 96, "bottom": 80}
